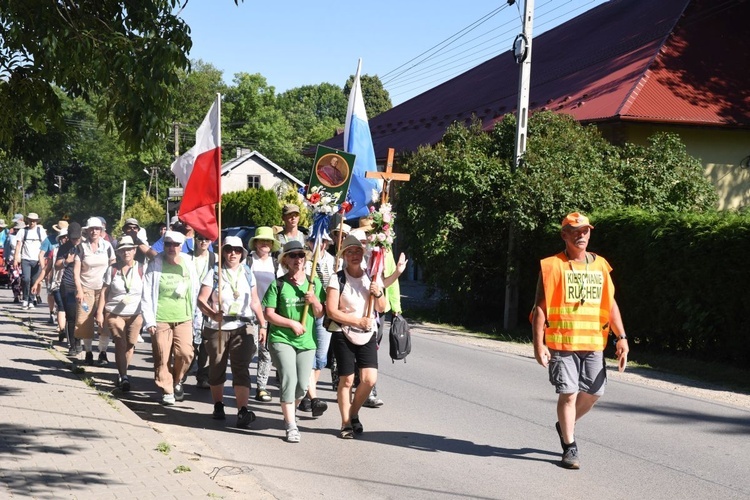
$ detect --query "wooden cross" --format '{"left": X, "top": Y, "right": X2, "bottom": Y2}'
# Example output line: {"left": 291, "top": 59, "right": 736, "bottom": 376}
{"left": 365, "top": 148, "right": 410, "bottom": 205}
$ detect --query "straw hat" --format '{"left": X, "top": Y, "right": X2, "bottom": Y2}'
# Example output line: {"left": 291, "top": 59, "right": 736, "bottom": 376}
{"left": 115, "top": 235, "right": 137, "bottom": 251}
{"left": 52, "top": 220, "right": 69, "bottom": 232}
{"left": 337, "top": 234, "right": 364, "bottom": 259}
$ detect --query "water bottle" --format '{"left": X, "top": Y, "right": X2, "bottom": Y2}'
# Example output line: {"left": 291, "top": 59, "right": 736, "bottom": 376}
{"left": 82, "top": 301, "right": 89, "bottom": 313}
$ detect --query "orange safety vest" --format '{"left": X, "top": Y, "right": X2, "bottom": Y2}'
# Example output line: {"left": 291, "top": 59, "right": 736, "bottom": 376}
{"left": 540, "top": 252, "right": 614, "bottom": 352}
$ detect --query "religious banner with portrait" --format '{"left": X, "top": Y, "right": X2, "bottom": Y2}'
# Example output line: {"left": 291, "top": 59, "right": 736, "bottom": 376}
{"left": 309, "top": 145, "right": 356, "bottom": 204}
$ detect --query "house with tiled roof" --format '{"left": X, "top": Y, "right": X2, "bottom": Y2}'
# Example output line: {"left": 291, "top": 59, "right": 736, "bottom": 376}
{"left": 324, "top": 0, "right": 750, "bottom": 209}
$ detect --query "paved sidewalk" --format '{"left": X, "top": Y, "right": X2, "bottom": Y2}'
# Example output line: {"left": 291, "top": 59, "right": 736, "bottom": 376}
{"left": 0, "top": 289, "right": 244, "bottom": 499}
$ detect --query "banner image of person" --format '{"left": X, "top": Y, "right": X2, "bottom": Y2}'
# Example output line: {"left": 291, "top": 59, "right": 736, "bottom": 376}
{"left": 310, "top": 145, "right": 355, "bottom": 196}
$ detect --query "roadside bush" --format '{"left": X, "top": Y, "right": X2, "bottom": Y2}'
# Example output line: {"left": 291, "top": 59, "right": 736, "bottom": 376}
{"left": 222, "top": 187, "right": 280, "bottom": 228}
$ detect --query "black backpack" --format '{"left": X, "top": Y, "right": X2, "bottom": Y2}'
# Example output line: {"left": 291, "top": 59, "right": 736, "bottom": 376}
{"left": 389, "top": 313, "right": 411, "bottom": 363}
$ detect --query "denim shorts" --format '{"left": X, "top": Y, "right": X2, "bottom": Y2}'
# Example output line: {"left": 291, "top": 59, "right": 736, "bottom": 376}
{"left": 548, "top": 350, "right": 607, "bottom": 396}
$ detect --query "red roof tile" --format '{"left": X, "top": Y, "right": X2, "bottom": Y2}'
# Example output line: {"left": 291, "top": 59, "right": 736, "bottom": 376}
{"left": 324, "top": 0, "right": 749, "bottom": 158}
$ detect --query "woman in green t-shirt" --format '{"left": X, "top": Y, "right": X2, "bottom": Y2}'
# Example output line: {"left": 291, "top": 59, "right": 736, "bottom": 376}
{"left": 262, "top": 240, "right": 325, "bottom": 443}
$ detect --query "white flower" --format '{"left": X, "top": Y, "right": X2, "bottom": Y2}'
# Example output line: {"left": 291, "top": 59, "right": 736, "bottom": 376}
{"left": 386, "top": 236, "right": 393, "bottom": 244}
{"left": 367, "top": 234, "right": 376, "bottom": 242}
{"left": 382, "top": 213, "right": 392, "bottom": 223}
{"left": 321, "top": 196, "right": 331, "bottom": 205}
{"left": 371, "top": 189, "right": 379, "bottom": 203}
{"left": 377, "top": 233, "right": 386, "bottom": 242}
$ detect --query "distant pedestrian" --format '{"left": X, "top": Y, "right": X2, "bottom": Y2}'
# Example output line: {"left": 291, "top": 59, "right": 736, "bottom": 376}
{"left": 56, "top": 223, "right": 83, "bottom": 356}
{"left": 276, "top": 204, "right": 307, "bottom": 247}
{"left": 531, "top": 212, "right": 629, "bottom": 469}
{"left": 13, "top": 212, "right": 47, "bottom": 309}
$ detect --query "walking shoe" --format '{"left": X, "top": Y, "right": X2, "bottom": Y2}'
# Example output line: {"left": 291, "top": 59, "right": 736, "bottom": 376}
{"left": 21, "top": 301, "right": 29, "bottom": 310}
{"left": 561, "top": 445, "right": 580, "bottom": 469}
{"left": 297, "top": 396, "right": 312, "bottom": 412}
{"left": 97, "top": 351, "right": 109, "bottom": 366}
{"left": 254, "top": 389, "right": 272, "bottom": 402}
{"left": 285, "top": 427, "right": 301, "bottom": 443}
{"left": 161, "top": 393, "right": 176, "bottom": 406}
{"left": 363, "top": 396, "right": 384, "bottom": 408}
{"left": 120, "top": 375, "right": 131, "bottom": 393}
{"left": 58, "top": 330, "right": 66, "bottom": 343}
{"left": 67, "top": 347, "right": 77, "bottom": 358}
{"left": 311, "top": 398, "right": 328, "bottom": 417}
{"left": 196, "top": 380, "right": 211, "bottom": 389}
{"left": 236, "top": 406, "right": 256, "bottom": 429}
{"left": 173, "top": 383, "right": 184, "bottom": 402}
{"left": 84, "top": 351, "right": 94, "bottom": 366}
{"left": 212, "top": 401, "right": 226, "bottom": 420}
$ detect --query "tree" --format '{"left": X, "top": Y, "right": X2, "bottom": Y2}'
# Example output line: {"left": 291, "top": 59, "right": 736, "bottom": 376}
{"left": 343, "top": 74, "right": 392, "bottom": 119}
{"left": 399, "top": 112, "right": 717, "bottom": 322}
{"left": 223, "top": 72, "right": 304, "bottom": 177}
{"left": 0, "top": 1, "right": 240, "bottom": 151}
{"left": 222, "top": 187, "right": 281, "bottom": 228}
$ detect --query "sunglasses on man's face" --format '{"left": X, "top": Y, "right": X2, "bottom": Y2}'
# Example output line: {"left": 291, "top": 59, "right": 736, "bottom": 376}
{"left": 165, "top": 242, "right": 181, "bottom": 248}
{"left": 287, "top": 252, "right": 306, "bottom": 259}
{"left": 124, "top": 225, "right": 137, "bottom": 231}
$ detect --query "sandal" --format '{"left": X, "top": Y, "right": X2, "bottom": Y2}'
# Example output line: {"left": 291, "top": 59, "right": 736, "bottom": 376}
{"left": 254, "top": 389, "right": 272, "bottom": 402}
{"left": 351, "top": 415, "right": 364, "bottom": 435}
{"left": 339, "top": 425, "right": 354, "bottom": 439}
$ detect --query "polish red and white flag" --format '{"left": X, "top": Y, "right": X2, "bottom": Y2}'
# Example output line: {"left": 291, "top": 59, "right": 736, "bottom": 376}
{"left": 170, "top": 94, "right": 222, "bottom": 241}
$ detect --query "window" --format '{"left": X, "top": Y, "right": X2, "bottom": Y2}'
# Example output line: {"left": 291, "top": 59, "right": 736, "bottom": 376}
{"left": 247, "top": 175, "right": 260, "bottom": 189}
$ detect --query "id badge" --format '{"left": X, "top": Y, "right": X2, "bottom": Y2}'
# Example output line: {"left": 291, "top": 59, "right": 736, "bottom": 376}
{"left": 228, "top": 302, "right": 241, "bottom": 315}
{"left": 174, "top": 280, "right": 187, "bottom": 298}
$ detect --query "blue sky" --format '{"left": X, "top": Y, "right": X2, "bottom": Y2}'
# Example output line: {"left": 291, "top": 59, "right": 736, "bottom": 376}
{"left": 179, "top": 0, "right": 606, "bottom": 105}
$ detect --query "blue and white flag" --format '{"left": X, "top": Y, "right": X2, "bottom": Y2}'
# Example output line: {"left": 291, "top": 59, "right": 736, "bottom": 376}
{"left": 344, "top": 59, "right": 381, "bottom": 220}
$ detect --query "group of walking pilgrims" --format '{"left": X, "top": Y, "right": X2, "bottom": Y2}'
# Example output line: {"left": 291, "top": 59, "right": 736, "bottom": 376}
{"left": 5, "top": 204, "right": 407, "bottom": 443}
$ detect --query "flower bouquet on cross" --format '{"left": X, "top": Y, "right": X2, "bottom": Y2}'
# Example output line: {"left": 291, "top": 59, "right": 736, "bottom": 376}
{"left": 363, "top": 202, "right": 395, "bottom": 289}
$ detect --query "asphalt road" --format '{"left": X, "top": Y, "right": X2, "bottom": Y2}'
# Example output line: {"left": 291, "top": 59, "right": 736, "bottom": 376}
{"left": 77, "top": 321, "right": 750, "bottom": 499}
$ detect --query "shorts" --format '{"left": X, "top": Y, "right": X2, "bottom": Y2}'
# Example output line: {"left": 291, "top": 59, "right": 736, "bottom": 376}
{"left": 202, "top": 325, "right": 256, "bottom": 387}
{"left": 332, "top": 331, "right": 378, "bottom": 377}
{"left": 548, "top": 350, "right": 607, "bottom": 396}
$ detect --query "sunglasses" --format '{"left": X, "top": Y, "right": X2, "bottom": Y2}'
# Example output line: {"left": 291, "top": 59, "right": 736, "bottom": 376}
{"left": 224, "top": 247, "right": 244, "bottom": 254}
{"left": 196, "top": 237, "right": 209, "bottom": 242}
{"left": 286, "top": 252, "right": 306, "bottom": 259}
{"left": 124, "top": 225, "right": 138, "bottom": 230}
{"left": 165, "top": 242, "right": 181, "bottom": 247}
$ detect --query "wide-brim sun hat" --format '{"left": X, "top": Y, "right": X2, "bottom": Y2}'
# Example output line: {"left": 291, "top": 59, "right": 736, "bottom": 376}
{"left": 248, "top": 226, "right": 281, "bottom": 252}
{"left": 26, "top": 212, "right": 40, "bottom": 221}
{"left": 84, "top": 216, "right": 103, "bottom": 229}
{"left": 279, "top": 240, "right": 306, "bottom": 261}
{"left": 337, "top": 234, "right": 365, "bottom": 259}
{"left": 222, "top": 235, "right": 248, "bottom": 262}
{"left": 56, "top": 229, "right": 69, "bottom": 241}
{"left": 52, "top": 220, "right": 69, "bottom": 232}
{"left": 0, "top": 219, "right": 6, "bottom": 228}
{"left": 116, "top": 235, "right": 137, "bottom": 251}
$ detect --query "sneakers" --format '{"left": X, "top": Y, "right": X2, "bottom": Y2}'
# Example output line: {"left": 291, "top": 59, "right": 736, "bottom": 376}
{"left": 254, "top": 389, "right": 272, "bottom": 402}
{"left": 21, "top": 301, "right": 30, "bottom": 310}
{"left": 363, "top": 396, "right": 384, "bottom": 408}
{"left": 236, "top": 406, "right": 256, "bottom": 429}
{"left": 297, "top": 396, "right": 312, "bottom": 412}
{"left": 212, "top": 401, "right": 226, "bottom": 420}
{"left": 285, "top": 427, "right": 301, "bottom": 443}
{"left": 97, "top": 351, "right": 109, "bottom": 366}
{"left": 196, "top": 380, "right": 211, "bottom": 390}
{"left": 561, "top": 445, "right": 580, "bottom": 469}
{"left": 84, "top": 351, "right": 94, "bottom": 366}
{"left": 119, "top": 375, "right": 131, "bottom": 393}
{"left": 311, "top": 398, "right": 328, "bottom": 417}
{"left": 173, "top": 383, "right": 185, "bottom": 402}
{"left": 161, "top": 393, "right": 176, "bottom": 406}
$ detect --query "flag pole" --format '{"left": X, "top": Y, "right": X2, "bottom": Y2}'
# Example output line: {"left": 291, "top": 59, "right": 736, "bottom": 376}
{"left": 216, "top": 92, "right": 224, "bottom": 351}
{"left": 300, "top": 236, "right": 320, "bottom": 333}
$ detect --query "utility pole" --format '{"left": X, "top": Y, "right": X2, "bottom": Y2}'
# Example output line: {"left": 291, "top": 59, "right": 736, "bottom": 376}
{"left": 504, "top": 0, "right": 534, "bottom": 330}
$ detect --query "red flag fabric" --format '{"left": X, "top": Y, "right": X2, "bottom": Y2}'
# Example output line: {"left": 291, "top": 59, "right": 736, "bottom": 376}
{"left": 171, "top": 96, "right": 221, "bottom": 240}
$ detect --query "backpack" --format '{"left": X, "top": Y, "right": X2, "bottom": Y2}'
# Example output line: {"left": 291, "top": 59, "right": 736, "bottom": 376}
{"left": 389, "top": 313, "right": 411, "bottom": 363}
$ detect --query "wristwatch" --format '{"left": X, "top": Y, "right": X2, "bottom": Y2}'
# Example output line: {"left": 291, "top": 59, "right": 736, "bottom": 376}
{"left": 374, "top": 291, "right": 384, "bottom": 298}
{"left": 616, "top": 333, "right": 627, "bottom": 341}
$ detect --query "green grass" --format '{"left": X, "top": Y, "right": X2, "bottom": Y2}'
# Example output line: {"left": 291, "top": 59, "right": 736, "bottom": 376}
{"left": 173, "top": 465, "right": 191, "bottom": 473}
{"left": 156, "top": 442, "right": 171, "bottom": 455}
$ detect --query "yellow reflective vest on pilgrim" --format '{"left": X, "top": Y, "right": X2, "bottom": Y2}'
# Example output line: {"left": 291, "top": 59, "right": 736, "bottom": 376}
{"left": 540, "top": 252, "right": 614, "bottom": 352}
